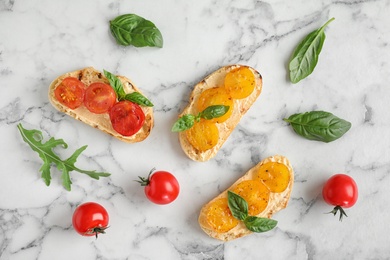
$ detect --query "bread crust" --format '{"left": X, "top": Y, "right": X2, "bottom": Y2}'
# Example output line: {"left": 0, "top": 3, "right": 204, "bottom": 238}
{"left": 178, "top": 65, "right": 262, "bottom": 162}
{"left": 48, "top": 67, "right": 153, "bottom": 143}
{"left": 198, "top": 155, "right": 294, "bottom": 241}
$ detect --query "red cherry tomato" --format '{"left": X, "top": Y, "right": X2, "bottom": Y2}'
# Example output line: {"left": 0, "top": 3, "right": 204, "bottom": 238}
{"left": 84, "top": 82, "right": 117, "bottom": 114}
{"left": 137, "top": 169, "right": 180, "bottom": 205}
{"left": 54, "top": 77, "right": 85, "bottom": 109}
{"left": 109, "top": 100, "right": 145, "bottom": 136}
{"left": 322, "top": 174, "right": 358, "bottom": 221}
{"left": 72, "top": 202, "right": 109, "bottom": 238}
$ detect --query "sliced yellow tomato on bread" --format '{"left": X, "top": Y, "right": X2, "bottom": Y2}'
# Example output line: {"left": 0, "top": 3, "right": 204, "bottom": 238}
{"left": 185, "top": 120, "right": 219, "bottom": 152}
{"left": 231, "top": 180, "right": 270, "bottom": 216}
{"left": 224, "top": 66, "right": 256, "bottom": 99}
{"left": 196, "top": 87, "right": 234, "bottom": 123}
{"left": 255, "top": 162, "right": 291, "bottom": 193}
{"left": 177, "top": 65, "right": 262, "bottom": 162}
{"left": 198, "top": 155, "right": 294, "bottom": 241}
{"left": 201, "top": 198, "right": 239, "bottom": 233}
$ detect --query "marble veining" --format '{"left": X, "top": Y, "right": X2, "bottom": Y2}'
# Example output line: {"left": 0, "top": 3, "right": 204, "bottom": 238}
{"left": 1, "top": 0, "right": 390, "bottom": 259}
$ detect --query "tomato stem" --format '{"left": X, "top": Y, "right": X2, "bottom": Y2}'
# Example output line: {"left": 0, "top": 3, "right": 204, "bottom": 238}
{"left": 328, "top": 205, "right": 348, "bottom": 221}
{"left": 87, "top": 226, "right": 109, "bottom": 239}
{"left": 135, "top": 168, "right": 155, "bottom": 186}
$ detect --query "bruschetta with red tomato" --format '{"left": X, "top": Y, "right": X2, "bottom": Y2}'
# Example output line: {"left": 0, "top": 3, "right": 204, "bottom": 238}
{"left": 48, "top": 67, "right": 153, "bottom": 143}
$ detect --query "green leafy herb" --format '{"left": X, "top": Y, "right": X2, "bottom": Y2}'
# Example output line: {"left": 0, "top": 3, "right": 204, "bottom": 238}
{"left": 284, "top": 111, "right": 351, "bottom": 142}
{"left": 289, "top": 17, "right": 335, "bottom": 84}
{"left": 227, "top": 191, "right": 277, "bottom": 233}
{"left": 104, "top": 69, "right": 126, "bottom": 98}
{"left": 109, "top": 14, "right": 163, "bottom": 48}
{"left": 200, "top": 105, "right": 229, "bottom": 120}
{"left": 171, "top": 105, "right": 230, "bottom": 132}
{"left": 104, "top": 69, "right": 153, "bottom": 107}
{"left": 124, "top": 92, "right": 154, "bottom": 107}
{"left": 171, "top": 114, "right": 196, "bottom": 132}
{"left": 17, "top": 123, "right": 111, "bottom": 191}
{"left": 244, "top": 216, "right": 278, "bottom": 233}
{"left": 227, "top": 190, "right": 249, "bottom": 221}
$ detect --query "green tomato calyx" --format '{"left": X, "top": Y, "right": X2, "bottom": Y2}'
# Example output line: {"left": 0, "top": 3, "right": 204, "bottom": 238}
{"left": 328, "top": 205, "right": 348, "bottom": 221}
{"left": 136, "top": 168, "right": 155, "bottom": 186}
{"left": 86, "top": 226, "right": 109, "bottom": 239}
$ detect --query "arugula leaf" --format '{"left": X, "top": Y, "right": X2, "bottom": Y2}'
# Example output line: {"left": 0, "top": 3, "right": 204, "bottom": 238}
{"left": 104, "top": 69, "right": 153, "bottom": 107}
{"left": 289, "top": 17, "right": 335, "bottom": 83}
{"left": 17, "top": 123, "right": 111, "bottom": 191}
{"left": 171, "top": 105, "right": 230, "bottom": 132}
{"left": 284, "top": 111, "right": 351, "bottom": 142}
{"left": 109, "top": 14, "right": 163, "bottom": 48}
{"left": 227, "top": 191, "right": 277, "bottom": 233}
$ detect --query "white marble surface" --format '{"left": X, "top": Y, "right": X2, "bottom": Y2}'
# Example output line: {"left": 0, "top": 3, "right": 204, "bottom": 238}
{"left": 1, "top": 0, "right": 390, "bottom": 259}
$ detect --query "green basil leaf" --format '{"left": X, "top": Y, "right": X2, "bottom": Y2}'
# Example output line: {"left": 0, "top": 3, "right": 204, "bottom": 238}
{"left": 227, "top": 191, "right": 248, "bottom": 221}
{"left": 200, "top": 105, "right": 230, "bottom": 120}
{"left": 244, "top": 216, "right": 278, "bottom": 233}
{"left": 171, "top": 114, "right": 196, "bottom": 132}
{"left": 109, "top": 14, "right": 163, "bottom": 48}
{"left": 284, "top": 110, "right": 351, "bottom": 142}
{"left": 289, "top": 17, "right": 335, "bottom": 83}
{"left": 103, "top": 69, "right": 126, "bottom": 99}
{"left": 125, "top": 92, "right": 154, "bottom": 107}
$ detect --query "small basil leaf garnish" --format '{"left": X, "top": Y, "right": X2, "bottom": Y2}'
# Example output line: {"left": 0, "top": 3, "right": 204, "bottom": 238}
{"left": 109, "top": 14, "right": 163, "bottom": 48}
{"left": 200, "top": 105, "right": 230, "bottom": 120}
{"left": 289, "top": 17, "right": 335, "bottom": 83}
{"left": 125, "top": 92, "right": 154, "bottom": 107}
{"left": 227, "top": 191, "right": 278, "bottom": 233}
{"left": 171, "top": 105, "right": 230, "bottom": 132}
{"left": 227, "top": 191, "right": 248, "bottom": 221}
{"left": 284, "top": 110, "right": 351, "bottom": 142}
{"left": 171, "top": 114, "right": 196, "bottom": 132}
{"left": 104, "top": 69, "right": 153, "bottom": 107}
{"left": 104, "top": 70, "right": 126, "bottom": 99}
{"left": 244, "top": 216, "right": 278, "bottom": 233}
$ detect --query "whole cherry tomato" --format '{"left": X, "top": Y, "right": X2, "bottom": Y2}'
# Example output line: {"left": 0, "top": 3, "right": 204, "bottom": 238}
{"left": 72, "top": 202, "right": 109, "bottom": 238}
{"left": 109, "top": 100, "right": 145, "bottom": 136}
{"left": 137, "top": 169, "right": 180, "bottom": 205}
{"left": 322, "top": 174, "right": 358, "bottom": 221}
{"left": 54, "top": 77, "right": 85, "bottom": 109}
{"left": 84, "top": 82, "right": 117, "bottom": 114}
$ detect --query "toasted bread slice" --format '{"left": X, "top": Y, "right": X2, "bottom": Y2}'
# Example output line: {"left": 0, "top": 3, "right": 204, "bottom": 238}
{"left": 48, "top": 67, "right": 153, "bottom": 143}
{"left": 178, "top": 65, "right": 262, "bottom": 162}
{"left": 198, "top": 155, "right": 294, "bottom": 241}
